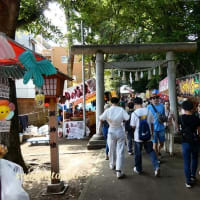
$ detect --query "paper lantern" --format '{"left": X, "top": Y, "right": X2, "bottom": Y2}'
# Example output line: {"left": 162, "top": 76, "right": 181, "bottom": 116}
{"left": 129, "top": 72, "right": 133, "bottom": 84}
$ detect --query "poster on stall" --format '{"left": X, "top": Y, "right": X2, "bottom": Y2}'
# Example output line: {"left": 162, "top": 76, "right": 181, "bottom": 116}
{"left": 177, "top": 74, "right": 200, "bottom": 96}
{"left": 63, "top": 121, "right": 90, "bottom": 139}
{"left": 0, "top": 77, "right": 9, "bottom": 99}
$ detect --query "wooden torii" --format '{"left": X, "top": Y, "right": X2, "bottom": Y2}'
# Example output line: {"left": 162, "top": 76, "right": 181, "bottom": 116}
{"left": 71, "top": 42, "right": 197, "bottom": 152}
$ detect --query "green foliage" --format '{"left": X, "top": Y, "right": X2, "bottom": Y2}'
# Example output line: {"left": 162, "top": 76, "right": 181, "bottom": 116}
{"left": 18, "top": 0, "right": 63, "bottom": 41}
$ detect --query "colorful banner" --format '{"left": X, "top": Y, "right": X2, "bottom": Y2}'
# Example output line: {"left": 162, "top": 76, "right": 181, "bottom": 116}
{"left": 177, "top": 74, "right": 200, "bottom": 96}
{"left": 64, "top": 78, "right": 96, "bottom": 103}
{"left": 159, "top": 77, "right": 168, "bottom": 92}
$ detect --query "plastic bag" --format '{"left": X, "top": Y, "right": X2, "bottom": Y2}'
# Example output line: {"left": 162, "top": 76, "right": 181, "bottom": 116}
{"left": 0, "top": 159, "right": 29, "bottom": 200}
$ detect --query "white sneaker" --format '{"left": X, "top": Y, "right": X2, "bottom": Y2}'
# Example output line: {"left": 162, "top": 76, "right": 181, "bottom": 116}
{"left": 185, "top": 183, "right": 192, "bottom": 188}
{"left": 154, "top": 168, "right": 160, "bottom": 177}
{"left": 133, "top": 167, "right": 140, "bottom": 174}
{"left": 116, "top": 171, "right": 125, "bottom": 179}
{"left": 109, "top": 164, "right": 115, "bottom": 170}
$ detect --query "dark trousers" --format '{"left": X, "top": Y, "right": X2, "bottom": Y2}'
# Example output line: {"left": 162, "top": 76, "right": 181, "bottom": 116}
{"left": 182, "top": 142, "right": 199, "bottom": 184}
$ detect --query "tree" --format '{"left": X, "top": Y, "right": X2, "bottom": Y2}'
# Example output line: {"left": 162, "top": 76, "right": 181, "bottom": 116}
{"left": 0, "top": 0, "right": 61, "bottom": 172}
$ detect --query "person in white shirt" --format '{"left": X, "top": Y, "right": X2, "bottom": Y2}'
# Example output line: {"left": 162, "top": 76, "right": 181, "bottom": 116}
{"left": 130, "top": 97, "right": 160, "bottom": 177}
{"left": 99, "top": 97, "right": 129, "bottom": 179}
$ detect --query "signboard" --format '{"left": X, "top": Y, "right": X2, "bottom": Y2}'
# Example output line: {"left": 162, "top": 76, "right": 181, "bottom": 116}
{"left": 0, "top": 121, "right": 11, "bottom": 132}
{"left": 64, "top": 78, "right": 96, "bottom": 103}
{"left": 0, "top": 78, "right": 9, "bottom": 99}
{"left": 159, "top": 77, "right": 168, "bottom": 92}
{"left": 177, "top": 74, "right": 200, "bottom": 96}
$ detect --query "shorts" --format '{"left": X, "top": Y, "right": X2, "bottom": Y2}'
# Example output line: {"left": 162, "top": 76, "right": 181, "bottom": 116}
{"left": 152, "top": 130, "right": 165, "bottom": 143}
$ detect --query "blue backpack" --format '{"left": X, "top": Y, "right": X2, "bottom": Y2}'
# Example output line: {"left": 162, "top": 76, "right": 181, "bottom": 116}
{"left": 134, "top": 111, "right": 151, "bottom": 142}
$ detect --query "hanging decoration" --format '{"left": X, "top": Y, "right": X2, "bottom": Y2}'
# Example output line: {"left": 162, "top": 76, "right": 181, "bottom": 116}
{"left": 135, "top": 71, "right": 139, "bottom": 81}
{"left": 140, "top": 71, "right": 144, "bottom": 79}
{"left": 129, "top": 72, "right": 133, "bottom": 84}
{"left": 122, "top": 71, "right": 126, "bottom": 81}
{"left": 35, "top": 93, "right": 45, "bottom": 108}
{"left": 19, "top": 51, "right": 57, "bottom": 88}
{"left": 148, "top": 69, "right": 152, "bottom": 80}
{"left": 110, "top": 68, "right": 114, "bottom": 80}
{"left": 159, "top": 65, "right": 162, "bottom": 75}
{"left": 153, "top": 67, "right": 156, "bottom": 76}
{"left": 118, "top": 70, "right": 120, "bottom": 77}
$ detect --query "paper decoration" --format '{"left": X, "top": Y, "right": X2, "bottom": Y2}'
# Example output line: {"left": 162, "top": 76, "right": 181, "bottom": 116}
{"left": 122, "top": 72, "right": 126, "bottom": 81}
{"left": 0, "top": 78, "right": 9, "bottom": 99}
{"left": 153, "top": 68, "right": 156, "bottom": 75}
{"left": 129, "top": 72, "right": 133, "bottom": 84}
{"left": 135, "top": 71, "right": 139, "bottom": 81}
{"left": 19, "top": 51, "right": 57, "bottom": 88}
{"left": 118, "top": 70, "right": 120, "bottom": 77}
{"left": 140, "top": 71, "right": 144, "bottom": 79}
{"left": 148, "top": 70, "right": 152, "bottom": 80}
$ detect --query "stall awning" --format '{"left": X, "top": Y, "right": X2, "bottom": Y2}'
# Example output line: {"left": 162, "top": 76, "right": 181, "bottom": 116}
{"left": 0, "top": 65, "right": 26, "bottom": 79}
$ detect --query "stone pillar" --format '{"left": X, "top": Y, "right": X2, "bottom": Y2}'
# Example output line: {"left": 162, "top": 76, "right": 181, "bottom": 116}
{"left": 166, "top": 51, "right": 177, "bottom": 155}
{"left": 87, "top": 52, "right": 105, "bottom": 149}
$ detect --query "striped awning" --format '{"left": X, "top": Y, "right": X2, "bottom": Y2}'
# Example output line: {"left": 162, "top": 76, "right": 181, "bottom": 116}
{"left": 0, "top": 65, "right": 26, "bottom": 79}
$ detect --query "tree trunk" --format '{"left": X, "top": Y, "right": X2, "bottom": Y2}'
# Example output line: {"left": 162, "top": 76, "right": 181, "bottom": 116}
{"left": 0, "top": 0, "right": 27, "bottom": 172}
{"left": 4, "top": 79, "right": 27, "bottom": 173}
{"left": 0, "top": 0, "right": 20, "bottom": 39}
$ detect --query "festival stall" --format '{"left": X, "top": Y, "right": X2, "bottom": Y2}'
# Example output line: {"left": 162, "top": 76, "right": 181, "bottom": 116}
{"left": 61, "top": 78, "right": 96, "bottom": 138}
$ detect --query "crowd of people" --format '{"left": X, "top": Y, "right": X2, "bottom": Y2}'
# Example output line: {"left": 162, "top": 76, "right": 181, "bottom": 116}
{"left": 99, "top": 94, "right": 200, "bottom": 189}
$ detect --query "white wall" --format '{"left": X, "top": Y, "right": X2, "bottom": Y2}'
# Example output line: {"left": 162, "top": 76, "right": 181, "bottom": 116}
{"left": 15, "top": 79, "right": 35, "bottom": 98}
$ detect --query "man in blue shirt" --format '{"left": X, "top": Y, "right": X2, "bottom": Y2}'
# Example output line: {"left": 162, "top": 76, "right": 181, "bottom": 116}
{"left": 147, "top": 95, "right": 165, "bottom": 159}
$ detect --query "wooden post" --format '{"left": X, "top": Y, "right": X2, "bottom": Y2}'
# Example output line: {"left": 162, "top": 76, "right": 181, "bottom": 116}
{"left": 49, "top": 98, "right": 60, "bottom": 184}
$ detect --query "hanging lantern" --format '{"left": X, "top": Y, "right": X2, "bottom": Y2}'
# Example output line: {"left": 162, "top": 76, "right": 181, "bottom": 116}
{"left": 140, "top": 71, "right": 144, "bottom": 79}
{"left": 118, "top": 70, "right": 120, "bottom": 77}
{"left": 153, "top": 67, "right": 156, "bottom": 76}
{"left": 159, "top": 65, "right": 162, "bottom": 75}
{"left": 122, "top": 71, "right": 126, "bottom": 81}
{"left": 129, "top": 72, "right": 133, "bottom": 84}
{"left": 135, "top": 71, "right": 139, "bottom": 81}
{"left": 148, "top": 69, "right": 152, "bottom": 80}
{"left": 110, "top": 68, "right": 114, "bottom": 80}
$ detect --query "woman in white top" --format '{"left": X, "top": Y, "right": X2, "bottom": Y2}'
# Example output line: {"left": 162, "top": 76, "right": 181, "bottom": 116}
{"left": 99, "top": 97, "right": 129, "bottom": 179}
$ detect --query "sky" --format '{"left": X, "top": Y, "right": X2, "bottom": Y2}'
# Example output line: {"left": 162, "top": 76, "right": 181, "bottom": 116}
{"left": 44, "top": 2, "right": 67, "bottom": 46}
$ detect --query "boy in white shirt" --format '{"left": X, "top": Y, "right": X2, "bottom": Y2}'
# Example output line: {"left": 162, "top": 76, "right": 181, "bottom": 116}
{"left": 130, "top": 97, "right": 160, "bottom": 176}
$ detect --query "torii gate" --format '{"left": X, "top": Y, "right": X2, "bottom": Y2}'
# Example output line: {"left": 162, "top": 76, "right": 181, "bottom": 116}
{"left": 71, "top": 42, "right": 197, "bottom": 151}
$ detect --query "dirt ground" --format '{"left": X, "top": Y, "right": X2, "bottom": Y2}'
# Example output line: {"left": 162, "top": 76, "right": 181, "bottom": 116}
{"left": 21, "top": 138, "right": 105, "bottom": 200}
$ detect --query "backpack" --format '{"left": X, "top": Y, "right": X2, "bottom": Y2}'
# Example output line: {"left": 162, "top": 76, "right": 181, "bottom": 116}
{"left": 125, "top": 111, "right": 133, "bottom": 132}
{"left": 134, "top": 111, "right": 151, "bottom": 142}
{"left": 180, "top": 116, "right": 200, "bottom": 144}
